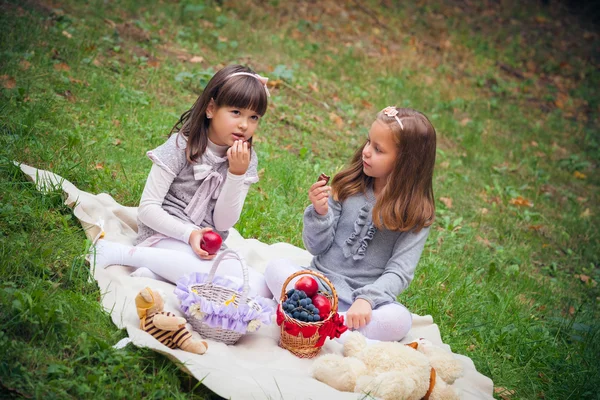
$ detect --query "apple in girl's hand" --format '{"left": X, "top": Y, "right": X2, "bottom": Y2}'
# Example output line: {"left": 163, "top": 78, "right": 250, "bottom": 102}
{"left": 311, "top": 294, "right": 331, "bottom": 317}
{"left": 294, "top": 276, "right": 319, "bottom": 298}
{"left": 200, "top": 231, "right": 222, "bottom": 255}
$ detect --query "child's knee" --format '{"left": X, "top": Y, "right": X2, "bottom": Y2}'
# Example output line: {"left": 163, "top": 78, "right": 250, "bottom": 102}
{"left": 393, "top": 305, "right": 412, "bottom": 339}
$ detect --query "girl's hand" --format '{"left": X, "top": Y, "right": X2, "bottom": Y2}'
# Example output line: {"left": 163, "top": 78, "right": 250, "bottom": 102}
{"left": 309, "top": 179, "right": 330, "bottom": 215}
{"left": 345, "top": 299, "right": 373, "bottom": 330}
{"left": 228, "top": 140, "right": 251, "bottom": 175}
{"left": 189, "top": 227, "right": 217, "bottom": 260}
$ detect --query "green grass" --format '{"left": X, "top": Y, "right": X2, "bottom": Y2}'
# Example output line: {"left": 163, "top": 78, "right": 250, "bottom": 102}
{"left": 1, "top": 0, "right": 598, "bottom": 398}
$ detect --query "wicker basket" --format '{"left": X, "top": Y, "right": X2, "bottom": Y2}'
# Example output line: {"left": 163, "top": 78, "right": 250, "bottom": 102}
{"left": 278, "top": 270, "right": 339, "bottom": 358}
{"left": 180, "top": 249, "right": 266, "bottom": 345}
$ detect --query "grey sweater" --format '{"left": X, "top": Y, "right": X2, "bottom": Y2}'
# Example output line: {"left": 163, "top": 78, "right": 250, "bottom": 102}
{"left": 303, "top": 187, "right": 430, "bottom": 309}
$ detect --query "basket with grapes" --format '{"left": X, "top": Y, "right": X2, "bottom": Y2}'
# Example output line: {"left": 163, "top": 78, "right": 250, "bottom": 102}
{"left": 276, "top": 270, "right": 348, "bottom": 358}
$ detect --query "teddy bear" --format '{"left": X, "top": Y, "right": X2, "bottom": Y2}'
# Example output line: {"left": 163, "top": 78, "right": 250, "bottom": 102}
{"left": 135, "top": 287, "right": 208, "bottom": 355}
{"left": 312, "top": 332, "right": 463, "bottom": 400}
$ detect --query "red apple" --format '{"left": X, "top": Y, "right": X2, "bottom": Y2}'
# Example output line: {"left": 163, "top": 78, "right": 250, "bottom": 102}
{"left": 294, "top": 276, "right": 319, "bottom": 298}
{"left": 200, "top": 231, "right": 222, "bottom": 255}
{"left": 311, "top": 294, "right": 331, "bottom": 317}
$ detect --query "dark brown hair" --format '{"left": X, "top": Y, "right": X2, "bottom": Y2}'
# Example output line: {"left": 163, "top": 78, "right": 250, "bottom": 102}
{"left": 332, "top": 107, "right": 436, "bottom": 232}
{"left": 171, "top": 65, "right": 268, "bottom": 163}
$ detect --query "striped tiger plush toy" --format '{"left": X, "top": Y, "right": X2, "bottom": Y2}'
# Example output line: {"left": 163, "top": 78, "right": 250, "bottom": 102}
{"left": 135, "top": 287, "right": 207, "bottom": 355}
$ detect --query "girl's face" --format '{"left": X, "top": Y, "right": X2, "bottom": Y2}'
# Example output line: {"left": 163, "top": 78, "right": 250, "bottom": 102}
{"left": 362, "top": 120, "right": 398, "bottom": 183}
{"left": 206, "top": 102, "right": 261, "bottom": 146}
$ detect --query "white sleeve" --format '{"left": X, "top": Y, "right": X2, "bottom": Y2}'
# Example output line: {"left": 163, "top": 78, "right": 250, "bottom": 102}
{"left": 213, "top": 171, "right": 251, "bottom": 231}
{"left": 138, "top": 164, "right": 196, "bottom": 244}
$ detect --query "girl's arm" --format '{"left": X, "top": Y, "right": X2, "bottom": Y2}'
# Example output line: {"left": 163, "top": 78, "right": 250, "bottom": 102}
{"left": 302, "top": 197, "right": 342, "bottom": 255}
{"left": 352, "top": 227, "right": 430, "bottom": 309}
{"left": 138, "top": 164, "right": 197, "bottom": 243}
{"left": 212, "top": 171, "right": 251, "bottom": 231}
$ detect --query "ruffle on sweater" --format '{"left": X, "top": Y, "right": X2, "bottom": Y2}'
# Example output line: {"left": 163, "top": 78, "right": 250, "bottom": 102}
{"left": 342, "top": 203, "right": 378, "bottom": 260}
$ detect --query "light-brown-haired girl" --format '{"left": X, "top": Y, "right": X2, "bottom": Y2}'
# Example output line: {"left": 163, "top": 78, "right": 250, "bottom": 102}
{"left": 265, "top": 106, "right": 437, "bottom": 342}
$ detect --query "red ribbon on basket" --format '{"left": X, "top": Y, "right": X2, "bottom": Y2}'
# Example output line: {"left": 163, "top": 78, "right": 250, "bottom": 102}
{"left": 315, "top": 313, "right": 348, "bottom": 347}
{"left": 277, "top": 305, "right": 347, "bottom": 347}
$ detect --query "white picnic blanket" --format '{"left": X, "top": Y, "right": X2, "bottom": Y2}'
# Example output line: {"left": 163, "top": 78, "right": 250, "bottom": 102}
{"left": 19, "top": 162, "right": 495, "bottom": 400}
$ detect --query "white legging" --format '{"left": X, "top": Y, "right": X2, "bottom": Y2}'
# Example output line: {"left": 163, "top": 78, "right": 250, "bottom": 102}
{"left": 264, "top": 259, "right": 412, "bottom": 342}
{"left": 94, "top": 238, "right": 272, "bottom": 299}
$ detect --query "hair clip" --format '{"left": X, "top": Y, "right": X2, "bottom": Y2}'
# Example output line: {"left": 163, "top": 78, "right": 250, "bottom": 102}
{"left": 382, "top": 106, "right": 403, "bottom": 130}
{"left": 228, "top": 72, "right": 270, "bottom": 97}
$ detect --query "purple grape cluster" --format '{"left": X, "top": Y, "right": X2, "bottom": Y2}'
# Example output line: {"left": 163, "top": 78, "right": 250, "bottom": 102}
{"left": 282, "top": 288, "right": 321, "bottom": 322}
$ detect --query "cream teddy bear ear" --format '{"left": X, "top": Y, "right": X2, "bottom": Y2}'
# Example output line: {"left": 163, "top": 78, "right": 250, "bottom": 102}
{"left": 343, "top": 331, "right": 367, "bottom": 357}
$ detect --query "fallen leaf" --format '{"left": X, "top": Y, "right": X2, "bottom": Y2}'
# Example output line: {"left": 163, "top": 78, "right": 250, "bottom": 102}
{"left": 495, "top": 387, "right": 516, "bottom": 400}
{"left": 476, "top": 236, "right": 491, "bottom": 247}
{"left": 1, "top": 75, "right": 16, "bottom": 89}
{"left": 568, "top": 306, "right": 575, "bottom": 316}
{"left": 267, "top": 79, "right": 282, "bottom": 89}
{"left": 95, "top": 163, "right": 104, "bottom": 170}
{"left": 104, "top": 18, "right": 117, "bottom": 28}
{"left": 555, "top": 92, "right": 569, "bottom": 109}
{"left": 480, "top": 208, "right": 489, "bottom": 215}
{"left": 329, "top": 112, "right": 344, "bottom": 129}
{"left": 580, "top": 208, "right": 591, "bottom": 218}
{"left": 361, "top": 99, "right": 373, "bottom": 109}
{"left": 113, "top": 138, "right": 122, "bottom": 146}
{"left": 58, "top": 90, "right": 75, "bottom": 102}
{"left": 147, "top": 60, "right": 160, "bottom": 68}
{"left": 528, "top": 225, "right": 543, "bottom": 231}
{"left": 531, "top": 141, "right": 538, "bottom": 147}
{"left": 535, "top": 15, "right": 548, "bottom": 23}
{"left": 62, "top": 30, "right": 72, "bottom": 39}
{"left": 189, "top": 56, "right": 204, "bottom": 63}
{"left": 489, "top": 196, "right": 501, "bottom": 204}
{"left": 440, "top": 39, "right": 452, "bottom": 49}
{"left": 573, "top": 171, "right": 586, "bottom": 179}
{"left": 439, "top": 161, "right": 450, "bottom": 168}
{"left": 510, "top": 196, "right": 533, "bottom": 207}
{"left": 517, "top": 294, "right": 535, "bottom": 306}
{"left": 460, "top": 118, "right": 472, "bottom": 126}
{"left": 440, "top": 197, "right": 453, "bottom": 208}
{"left": 54, "top": 62, "right": 70, "bottom": 71}
{"left": 69, "top": 77, "right": 87, "bottom": 85}
{"left": 467, "top": 344, "right": 476, "bottom": 351}
{"left": 576, "top": 274, "right": 590, "bottom": 283}
{"left": 308, "top": 83, "right": 319, "bottom": 93}
{"left": 20, "top": 60, "right": 31, "bottom": 70}
{"left": 112, "top": 119, "right": 121, "bottom": 127}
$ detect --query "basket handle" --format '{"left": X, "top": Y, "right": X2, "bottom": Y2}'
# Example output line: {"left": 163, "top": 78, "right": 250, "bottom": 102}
{"left": 207, "top": 249, "right": 250, "bottom": 306}
{"left": 279, "top": 269, "right": 338, "bottom": 313}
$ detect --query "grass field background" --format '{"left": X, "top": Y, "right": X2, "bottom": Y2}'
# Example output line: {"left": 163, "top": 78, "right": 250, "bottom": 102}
{"left": 1, "top": 0, "right": 598, "bottom": 398}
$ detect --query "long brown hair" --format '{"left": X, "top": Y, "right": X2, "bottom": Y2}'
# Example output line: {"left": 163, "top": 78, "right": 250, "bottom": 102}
{"left": 171, "top": 65, "right": 268, "bottom": 163}
{"left": 332, "top": 107, "right": 436, "bottom": 232}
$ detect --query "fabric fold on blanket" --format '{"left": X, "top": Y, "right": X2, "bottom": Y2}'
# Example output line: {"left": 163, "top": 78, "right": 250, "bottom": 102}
{"left": 18, "top": 162, "right": 494, "bottom": 400}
